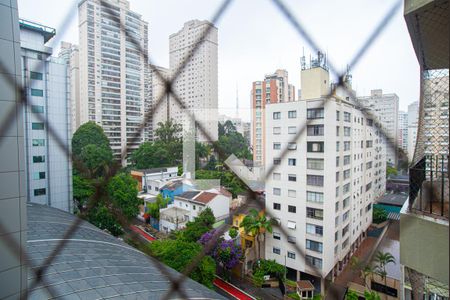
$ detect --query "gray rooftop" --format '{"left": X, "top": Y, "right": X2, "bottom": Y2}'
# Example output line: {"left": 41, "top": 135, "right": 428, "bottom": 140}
{"left": 26, "top": 203, "right": 225, "bottom": 299}
{"left": 377, "top": 193, "right": 408, "bottom": 207}
{"left": 177, "top": 191, "right": 201, "bottom": 200}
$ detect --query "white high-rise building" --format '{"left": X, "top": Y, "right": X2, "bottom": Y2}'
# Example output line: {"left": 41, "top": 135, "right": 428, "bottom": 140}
{"left": 59, "top": 42, "right": 80, "bottom": 135}
{"left": 20, "top": 19, "right": 73, "bottom": 212}
{"left": 78, "top": 0, "right": 149, "bottom": 164}
{"left": 264, "top": 65, "right": 385, "bottom": 293}
{"left": 169, "top": 20, "right": 218, "bottom": 142}
{"left": 358, "top": 89, "right": 399, "bottom": 166}
{"left": 150, "top": 65, "right": 171, "bottom": 136}
{"left": 398, "top": 110, "right": 408, "bottom": 155}
{"left": 407, "top": 101, "right": 419, "bottom": 161}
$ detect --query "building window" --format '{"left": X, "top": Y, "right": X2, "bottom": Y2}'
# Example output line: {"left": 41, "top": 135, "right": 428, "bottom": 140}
{"left": 288, "top": 158, "right": 296, "bottom": 166}
{"left": 336, "top": 126, "right": 340, "bottom": 136}
{"left": 343, "top": 155, "right": 351, "bottom": 165}
{"left": 336, "top": 141, "right": 340, "bottom": 152}
{"left": 343, "top": 210, "right": 350, "bottom": 222}
{"left": 288, "top": 110, "right": 297, "bottom": 118}
{"left": 288, "top": 174, "right": 297, "bottom": 182}
{"left": 342, "top": 238, "right": 349, "bottom": 249}
{"left": 336, "top": 111, "right": 340, "bottom": 121}
{"left": 287, "top": 220, "right": 296, "bottom": 229}
{"left": 306, "top": 207, "right": 323, "bottom": 220}
{"left": 344, "top": 127, "right": 351, "bottom": 136}
{"left": 306, "top": 224, "right": 323, "bottom": 236}
{"left": 32, "top": 122, "right": 44, "bottom": 130}
{"left": 288, "top": 205, "right": 296, "bottom": 213}
{"left": 343, "top": 197, "right": 350, "bottom": 208}
{"left": 273, "top": 232, "right": 281, "bottom": 240}
{"left": 288, "top": 142, "right": 297, "bottom": 150}
{"left": 273, "top": 203, "right": 281, "bottom": 210}
{"left": 336, "top": 172, "right": 340, "bottom": 182}
{"left": 31, "top": 89, "right": 44, "bottom": 97}
{"left": 273, "top": 247, "right": 281, "bottom": 255}
{"left": 273, "top": 173, "right": 281, "bottom": 180}
{"left": 288, "top": 189, "right": 296, "bottom": 198}
{"left": 273, "top": 112, "right": 281, "bottom": 119}
{"left": 33, "top": 172, "right": 45, "bottom": 180}
{"left": 32, "top": 139, "right": 45, "bottom": 146}
{"left": 34, "top": 188, "right": 46, "bottom": 196}
{"left": 306, "top": 255, "right": 322, "bottom": 268}
{"left": 343, "top": 183, "right": 350, "bottom": 194}
{"left": 344, "top": 112, "right": 351, "bottom": 122}
{"left": 274, "top": 158, "right": 281, "bottom": 165}
{"left": 343, "top": 169, "right": 351, "bottom": 180}
{"left": 307, "top": 158, "right": 324, "bottom": 170}
{"left": 307, "top": 175, "right": 324, "bottom": 186}
{"left": 336, "top": 157, "right": 340, "bottom": 167}
{"left": 33, "top": 156, "right": 45, "bottom": 163}
{"left": 273, "top": 143, "right": 281, "bottom": 150}
{"left": 288, "top": 126, "right": 296, "bottom": 134}
{"left": 287, "top": 235, "right": 296, "bottom": 244}
{"left": 30, "top": 71, "right": 43, "bottom": 80}
{"left": 273, "top": 188, "right": 281, "bottom": 195}
{"left": 31, "top": 105, "right": 44, "bottom": 113}
{"left": 273, "top": 127, "right": 281, "bottom": 134}
{"left": 342, "top": 224, "right": 349, "bottom": 236}
{"left": 307, "top": 142, "right": 324, "bottom": 152}
{"left": 287, "top": 251, "right": 296, "bottom": 259}
{"left": 366, "top": 140, "right": 373, "bottom": 148}
{"left": 344, "top": 141, "right": 351, "bottom": 151}
{"left": 306, "top": 239, "right": 323, "bottom": 253}
{"left": 307, "top": 125, "right": 324, "bottom": 136}
{"left": 366, "top": 182, "right": 372, "bottom": 191}
{"left": 307, "top": 108, "right": 324, "bottom": 119}
{"left": 307, "top": 191, "right": 323, "bottom": 203}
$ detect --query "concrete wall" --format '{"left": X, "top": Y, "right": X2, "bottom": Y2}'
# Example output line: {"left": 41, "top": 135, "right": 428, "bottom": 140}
{"left": 0, "top": 0, "right": 27, "bottom": 298}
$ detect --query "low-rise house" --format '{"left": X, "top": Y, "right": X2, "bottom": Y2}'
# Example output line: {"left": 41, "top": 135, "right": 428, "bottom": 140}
{"left": 159, "top": 189, "right": 232, "bottom": 233}
{"left": 131, "top": 167, "right": 179, "bottom": 194}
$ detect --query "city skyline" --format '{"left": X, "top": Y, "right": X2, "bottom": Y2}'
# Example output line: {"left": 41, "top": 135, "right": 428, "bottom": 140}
{"left": 18, "top": 0, "right": 420, "bottom": 122}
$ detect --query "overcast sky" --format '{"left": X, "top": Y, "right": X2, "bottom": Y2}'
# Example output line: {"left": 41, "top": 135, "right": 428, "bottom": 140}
{"left": 18, "top": 0, "right": 419, "bottom": 121}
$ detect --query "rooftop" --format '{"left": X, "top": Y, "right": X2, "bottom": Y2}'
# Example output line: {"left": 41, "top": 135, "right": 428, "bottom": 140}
{"left": 26, "top": 203, "right": 224, "bottom": 299}
{"left": 177, "top": 191, "right": 201, "bottom": 200}
{"left": 19, "top": 19, "right": 55, "bottom": 43}
{"left": 194, "top": 192, "right": 218, "bottom": 204}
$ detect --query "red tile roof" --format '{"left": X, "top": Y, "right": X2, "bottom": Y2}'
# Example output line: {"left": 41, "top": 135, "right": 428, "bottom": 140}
{"left": 194, "top": 192, "right": 218, "bottom": 204}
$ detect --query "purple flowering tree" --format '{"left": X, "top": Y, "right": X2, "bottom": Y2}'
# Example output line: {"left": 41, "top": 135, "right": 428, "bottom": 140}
{"left": 214, "top": 239, "right": 243, "bottom": 273}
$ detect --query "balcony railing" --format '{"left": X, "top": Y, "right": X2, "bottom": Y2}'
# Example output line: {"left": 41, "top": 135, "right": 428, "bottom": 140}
{"left": 409, "top": 154, "right": 449, "bottom": 218}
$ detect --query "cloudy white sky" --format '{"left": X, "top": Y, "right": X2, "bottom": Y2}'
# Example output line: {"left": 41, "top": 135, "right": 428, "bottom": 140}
{"left": 18, "top": 0, "right": 419, "bottom": 121}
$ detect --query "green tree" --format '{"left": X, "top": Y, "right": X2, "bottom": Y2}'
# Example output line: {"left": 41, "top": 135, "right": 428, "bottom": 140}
{"left": 72, "top": 121, "right": 110, "bottom": 158}
{"left": 215, "top": 131, "right": 251, "bottom": 160}
{"left": 222, "top": 120, "right": 237, "bottom": 135}
{"left": 229, "top": 227, "right": 238, "bottom": 239}
{"left": 147, "top": 194, "right": 169, "bottom": 220}
{"left": 195, "top": 170, "right": 246, "bottom": 198}
{"left": 80, "top": 144, "right": 113, "bottom": 177}
{"left": 155, "top": 119, "right": 182, "bottom": 143}
{"left": 345, "top": 289, "right": 359, "bottom": 300}
{"left": 240, "top": 209, "right": 274, "bottom": 260}
{"left": 180, "top": 207, "right": 215, "bottom": 242}
{"left": 386, "top": 165, "right": 398, "bottom": 178}
{"left": 88, "top": 204, "right": 123, "bottom": 236}
{"left": 373, "top": 206, "right": 388, "bottom": 224}
{"left": 364, "top": 291, "right": 381, "bottom": 300}
{"left": 107, "top": 173, "right": 140, "bottom": 220}
{"left": 149, "top": 239, "right": 216, "bottom": 288}
{"left": 72, "top": 174, "right": 95, "bottom": 212}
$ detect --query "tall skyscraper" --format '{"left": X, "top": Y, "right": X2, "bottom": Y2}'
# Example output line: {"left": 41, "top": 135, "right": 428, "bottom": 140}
{"left": 264, "top": 62, "right": 385, "bottom": 293}
{"left": 169, "top": 20, "right": 218, "bottom": 142}
{"left": 20, "top": 19, "right": 73, "bottom": 212}
{"left": 59, "top": 42, "right": 80, "bottom": 136}
{"left": 78, "top": 0, "right": 149, "bottom": 164}
{"left": 251, "top": 69, "right": 296, "bottom": 167}
{"left": 407, "top": 101, "right": 419, "bottom": 161}
{"left": 150, "top": 64, "right": 170, "bottom": 136}
{"left": 358, "top": 89, "right": 399, "bottom": 166}
{"left": 0, "top": 2, "right": 27, "bottom": 298}
{"left": 398, "top": 110, "right": 408, "bottom": 155}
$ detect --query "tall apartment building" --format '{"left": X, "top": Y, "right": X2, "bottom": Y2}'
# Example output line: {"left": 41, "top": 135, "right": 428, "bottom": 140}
{"left": 407, "top": 101, "right": 419, "bottom": 161}
{"left": 251, "top": 69, "right": 296, "bottom": 167}
{"left": 78, "top": 0, "right": 149, "bottom": 164}
{"left": 59, "top": 42, "right": 80, "bottom": 135}
{"left": 150, "top": 64, "right": 170, "bottom": 136}
{"left": 169, "top": 20, "right": 218, "bottom": 142}
{"left": 264, "top": 64, "right": 385, "bottom": 293}
{"left": 0, "top": 1, "right": 28, "bottom": 298}
{"left": 398, "top": 110, "right": 408, "bottom": 155}
{"left": 358, "top": 89, "right": 399, "bottom": 166}
{"left": 20, "top": 20, "right": 73, "bottom": 212}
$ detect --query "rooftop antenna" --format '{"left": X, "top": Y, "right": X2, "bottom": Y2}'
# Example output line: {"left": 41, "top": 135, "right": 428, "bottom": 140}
{"left": 300, "top": 47, "right": 306, "bottom": 70}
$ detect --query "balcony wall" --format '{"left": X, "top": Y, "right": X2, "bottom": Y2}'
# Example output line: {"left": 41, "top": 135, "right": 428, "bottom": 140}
{"left": 400, "top": 200, "right": 449, "bottom": 285}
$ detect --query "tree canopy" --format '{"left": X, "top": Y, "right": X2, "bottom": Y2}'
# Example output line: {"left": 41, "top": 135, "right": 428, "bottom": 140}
{"left": 107, "top": 173, "right": 140, "bottom": 220}
{"left": 72, "top": 121, "right": 110, "bottom": 158}
{"left": 179, "top": 207, "right": 215, "bottom": 242}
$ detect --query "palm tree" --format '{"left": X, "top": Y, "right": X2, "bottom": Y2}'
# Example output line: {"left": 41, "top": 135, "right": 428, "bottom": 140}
{"left": 239, "top": 209, "right": 274, "bottom": 260}
{"left": 374, "top": 251, "right": 396, "bottom": 288}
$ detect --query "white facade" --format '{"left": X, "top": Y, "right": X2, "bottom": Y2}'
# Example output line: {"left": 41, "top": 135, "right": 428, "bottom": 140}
{"left": 358, "top": 89, "right": 399, "bottom": 166}
{"left": 20, "top": 20, "right": 73, "bottom": 212}
{"left": 169, "top": 20, "right": 218, "bottom": 142}
{"left": 78, "top": 0, "right": 149, "bottom": 164}
{"left": 398, "top": 110, "right": 408, "bottom": 155}
{"left": 149, "top": 65, "right": 170, "bottom": 138}
{"left": 264, "top": 67, "right": 384, "bottom": 287}
{"left": 160, "top": 190, "right": 231, "bottom": 233}
{"left": 59, "top": 42, "right": 80, "bottom": 135}
{"left": 407, "top": 101, "right": 419, "bottom": 161}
